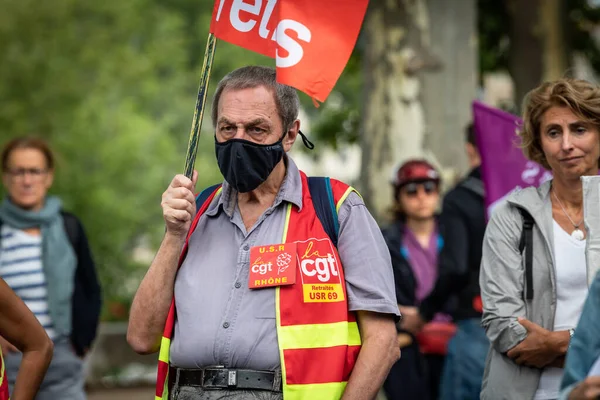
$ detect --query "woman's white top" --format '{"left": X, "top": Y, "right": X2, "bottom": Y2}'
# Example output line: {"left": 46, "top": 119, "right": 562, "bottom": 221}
{"left": 534, "top": 220, "right": 588, "bottom": 399}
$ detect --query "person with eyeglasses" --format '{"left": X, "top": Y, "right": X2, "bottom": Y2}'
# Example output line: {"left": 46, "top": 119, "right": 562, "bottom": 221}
{"left": 381, "top": 160, "right": 456, "bottom": 400}
{"left": 0, "top": 137, "right": 101, "bottom": 399}
{"left": 399, "top": 124, "right": 489, "bottom": 400}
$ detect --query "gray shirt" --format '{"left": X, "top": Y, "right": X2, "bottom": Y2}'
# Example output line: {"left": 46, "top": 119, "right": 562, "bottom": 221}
{"left": 170, "top": 158, "right": 399, "bottom": 370}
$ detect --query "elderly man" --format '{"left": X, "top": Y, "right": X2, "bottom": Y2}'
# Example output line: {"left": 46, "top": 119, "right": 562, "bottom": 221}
{"left": 127, "top": 66, "right": 400, "bottom": 400}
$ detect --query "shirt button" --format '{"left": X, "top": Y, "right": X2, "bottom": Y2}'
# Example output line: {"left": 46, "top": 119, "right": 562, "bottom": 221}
{"left": 243, "top": 245, "right": 250, "bottom": 251}
{"left": 235, "top": 282, "right": 241, "bottom": 289}
{"left": 223, "top": 322, "right": 230, "bottom": 329}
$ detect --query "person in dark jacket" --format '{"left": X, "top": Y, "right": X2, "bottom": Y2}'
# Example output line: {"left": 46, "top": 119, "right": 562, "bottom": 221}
{"left": 400, "top": 124, "right": 489, "bottom": 400}
{"left": 382, "top": 159, "right": 455, "bottom": 400}
{"left": 0, "top": 137, "right": 101, "bottom": 400}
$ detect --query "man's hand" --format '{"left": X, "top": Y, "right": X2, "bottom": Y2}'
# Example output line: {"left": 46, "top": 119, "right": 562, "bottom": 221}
{"left": 568, "top": 376, "right": 600, "bottom": 400}
{"left": 0, "top": 335, "right": 18, "bottom": 354}
{"left": 161, "top": 171, "right": 198, "bottom": 237}
{"left": 506, "top": 318, "right": 563, "bottom": 368}
{"left": 398, "top": 306, "right": 425, "bottom": 335}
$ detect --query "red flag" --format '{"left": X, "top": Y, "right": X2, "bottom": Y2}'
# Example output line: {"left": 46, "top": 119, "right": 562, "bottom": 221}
{"left": 210, "top": 0, "right": 369, "bottom": 102}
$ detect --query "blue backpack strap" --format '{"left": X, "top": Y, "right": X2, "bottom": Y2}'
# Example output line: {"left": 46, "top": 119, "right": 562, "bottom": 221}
{"left": 195, "top": 184, "right": 222, "bottom": 213}
{"left": 307, "top": 177, "right": 339, "bottom": 247}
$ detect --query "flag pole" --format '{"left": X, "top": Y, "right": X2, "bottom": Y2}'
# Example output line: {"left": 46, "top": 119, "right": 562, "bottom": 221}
{"left": 183, "top": 32, "right": 218, "bottom": 179}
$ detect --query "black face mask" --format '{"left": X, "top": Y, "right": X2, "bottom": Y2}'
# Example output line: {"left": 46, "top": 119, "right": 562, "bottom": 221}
{"left": 215, "top": 135, "right": 285, "bottom": 193}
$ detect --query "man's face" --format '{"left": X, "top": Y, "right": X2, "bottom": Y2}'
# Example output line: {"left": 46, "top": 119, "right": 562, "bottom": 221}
{"left": 2, "top": 148, "right": 53, "bottom": 211}
{"left": 216, "top": 86, "right": 285, "bottom": 146}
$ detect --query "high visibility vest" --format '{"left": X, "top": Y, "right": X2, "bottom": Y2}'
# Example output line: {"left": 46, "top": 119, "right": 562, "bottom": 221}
{"left": 0, "top": 348, "right": 10, "bottom": 400}
{"left": 155, "top": 171, "right": 361, "bottom": 400}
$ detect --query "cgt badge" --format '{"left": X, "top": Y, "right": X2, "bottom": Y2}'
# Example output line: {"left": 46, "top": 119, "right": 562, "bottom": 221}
{"left": 296, "top": 238, "right": 344, "bottom": 303}
{"left": 248, "top": 243, "right": 297, "bottom": 289}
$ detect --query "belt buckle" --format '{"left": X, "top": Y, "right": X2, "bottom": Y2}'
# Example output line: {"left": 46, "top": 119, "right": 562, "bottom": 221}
{"left": 227, "top": 370, "right": 237, "bottom": 387}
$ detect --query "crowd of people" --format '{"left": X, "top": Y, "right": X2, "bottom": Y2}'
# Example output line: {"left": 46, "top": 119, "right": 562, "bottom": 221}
{"left": 1, "top": 65, "right": 600, "bottom": 400}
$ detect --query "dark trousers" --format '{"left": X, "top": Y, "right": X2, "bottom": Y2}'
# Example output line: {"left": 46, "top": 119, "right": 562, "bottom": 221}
{"left": 383, "top": 341, "right": 446, "bottom": 400}
{"left": 438, "top": 319, "right": 488, "bottom": 400}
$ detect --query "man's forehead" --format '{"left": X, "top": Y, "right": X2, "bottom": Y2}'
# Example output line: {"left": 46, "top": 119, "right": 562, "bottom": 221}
{"left": 217, "top": 86, "right": 281, "bottom": 124}
{"left": 7, "top": 148, "right": 47, "bottom": 165}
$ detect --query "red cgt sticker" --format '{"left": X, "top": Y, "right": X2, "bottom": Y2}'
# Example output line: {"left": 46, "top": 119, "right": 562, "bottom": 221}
{"left": 249, "top": 243, "right": 297, "bottom": 289}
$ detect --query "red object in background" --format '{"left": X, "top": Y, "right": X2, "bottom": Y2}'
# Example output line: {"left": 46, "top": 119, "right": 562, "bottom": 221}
{"left": 472, "top": 295, "right": 483, "bottom": 313}
{"left": 209, "top": 0, "right": 369, "bottom": 102}
{"left": 416, "top": 321, "right": 457, "bottom": 355}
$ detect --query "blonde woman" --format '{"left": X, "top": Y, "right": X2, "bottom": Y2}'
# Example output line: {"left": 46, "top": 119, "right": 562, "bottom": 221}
{"left": 480, "top": 79, "right": 600, "bottom": 400}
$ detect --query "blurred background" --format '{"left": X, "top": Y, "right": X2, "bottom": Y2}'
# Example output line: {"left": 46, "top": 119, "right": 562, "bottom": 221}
{"left": 3, "top": 0, "right": 600, "bottom": 396}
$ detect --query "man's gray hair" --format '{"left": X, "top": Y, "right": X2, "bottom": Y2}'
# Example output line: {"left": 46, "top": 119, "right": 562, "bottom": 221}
{"left": 211, "top": 66, "right": 300, "bottom": 132}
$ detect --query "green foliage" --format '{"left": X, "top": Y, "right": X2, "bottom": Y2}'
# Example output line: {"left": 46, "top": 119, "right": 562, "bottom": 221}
{"left": 569, "top": 0, "right": 600, "bottom": 73}
{"left": 477, "top": 0, "right": 600, "bottom": 76}
{"left": 304, "top": 49, "right": 363, "bottom": 150}
{"left": 477, "top": 0, "right": 510, "bottom": 75}
{"left": 0, "top": 0, "right": 231, "bottom": 319}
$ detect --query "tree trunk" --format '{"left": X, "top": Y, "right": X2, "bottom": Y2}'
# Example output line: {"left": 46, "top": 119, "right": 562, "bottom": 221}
{"left": 540, "top": 0, "right": 568, "bottom": 82}
{"left": 421, "top": 0, "right": 477, "bottom": 180}
{"left": 359, "top": 0, "right": 433, "bottom": 221}
{"left": 507, "top": 0, "right": 568, "bottom": 111}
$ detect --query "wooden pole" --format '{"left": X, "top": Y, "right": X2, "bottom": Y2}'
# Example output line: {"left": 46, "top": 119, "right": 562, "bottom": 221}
{"left": 183, "top": 33, "right": 217, "bottom": 179}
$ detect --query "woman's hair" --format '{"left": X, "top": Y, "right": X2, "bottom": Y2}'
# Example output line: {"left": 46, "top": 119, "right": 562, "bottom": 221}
{"left": 1, "top": 137, "right": 55, "bottom": 172}
{"left": 520, "top": 78, "right": 600, "bottom": 169}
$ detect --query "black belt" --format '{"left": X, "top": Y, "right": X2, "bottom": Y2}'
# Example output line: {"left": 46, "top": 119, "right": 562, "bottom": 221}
{"left": 169, "top": 366, "right": 282, "bottom": 392}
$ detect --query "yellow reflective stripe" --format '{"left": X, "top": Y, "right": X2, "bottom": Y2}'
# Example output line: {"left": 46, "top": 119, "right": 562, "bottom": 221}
{"left": 0, "top": 351, "right": 4, "bottom": 387}
{"left": 279, "top": 321, "right": 361, "bottom": 350}
{"left": 285, "top": 381, "right": 347, "bottom": 400}
{"left": 278, "top": 204, "right": 292, "bottom": 394}
{"left": 282, "top": 203, "right": 292, "bottom": 242}
{"left": 335, "top": 187, "right": 360, "bottom": 213}
{"left": 158, "top": 336, "right": 170, "bottom": 363}
{"left": 276, "top": 286, "right": 290, "bottom": 398}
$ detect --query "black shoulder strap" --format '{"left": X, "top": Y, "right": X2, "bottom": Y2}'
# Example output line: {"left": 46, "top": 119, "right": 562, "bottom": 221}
{"left": 459, "top": 176, "right": 485, "bottom": 198}
{"left": 518, "top": 208, "right": 535, "bottom": 300}
{"left": 61, "top": 212, "right": 81, "bottom": 248}
{"left": 307, "top": 177, "right": 339, "bottom": 247}
{"left": 195, "top": 184, "right": 222, "bottom": 213}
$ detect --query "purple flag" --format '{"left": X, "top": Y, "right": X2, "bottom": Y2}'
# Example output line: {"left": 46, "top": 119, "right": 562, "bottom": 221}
{"left": 472, "top": 101, "right": 552, "bottom": 217}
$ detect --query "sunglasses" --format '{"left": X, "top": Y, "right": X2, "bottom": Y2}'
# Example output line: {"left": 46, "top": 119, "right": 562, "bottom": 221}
{"left": 402, "top": 181, "right": 438, "bottom": 197}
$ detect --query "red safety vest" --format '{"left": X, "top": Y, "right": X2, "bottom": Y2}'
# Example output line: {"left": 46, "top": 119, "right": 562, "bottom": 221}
{"left": 0, "top": 349, "right": 10, "bottom": 400}
{"left": 155, "top": 171, "right": 361, "bottom": 400}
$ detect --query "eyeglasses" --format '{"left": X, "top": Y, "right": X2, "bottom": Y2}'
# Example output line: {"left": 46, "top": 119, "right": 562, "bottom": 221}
{"left": 403, "top": 181, "right": 438, "bottom": 197}
{"left": 5, "top": 168, "right": 49, "bottom": 180}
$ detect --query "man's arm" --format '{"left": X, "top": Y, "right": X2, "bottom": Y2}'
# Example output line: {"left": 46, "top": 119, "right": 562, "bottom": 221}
{"left": 127, "top": 172, "right": 197, "bottom": 354}
{"left": 334, "top": 191, "right": 402, "bottom": 399}
{"left": 0, "top": 278, "right": 53, "bottom": 400}
{"left": 341, "top": 311, "right": 399, "bottom": 400}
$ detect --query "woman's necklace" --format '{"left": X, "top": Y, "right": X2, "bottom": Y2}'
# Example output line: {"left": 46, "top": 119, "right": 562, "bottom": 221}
{"left": 552, "top": 190, "right": 585, "bottom": 241}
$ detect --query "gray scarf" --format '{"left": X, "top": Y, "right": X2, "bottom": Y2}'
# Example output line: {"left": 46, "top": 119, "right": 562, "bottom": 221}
{"left": 0, "top": 196, "right": 77, "bottom": 338}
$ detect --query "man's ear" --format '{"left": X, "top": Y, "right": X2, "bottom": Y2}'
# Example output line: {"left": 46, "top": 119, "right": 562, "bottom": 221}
{"left": 283, "top": 120, "right": 300, "bottom": 152}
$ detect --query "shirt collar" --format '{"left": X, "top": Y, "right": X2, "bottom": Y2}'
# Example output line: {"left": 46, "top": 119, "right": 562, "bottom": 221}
{"left": 204, "top": 155, "right": 304, "bottom": 218}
